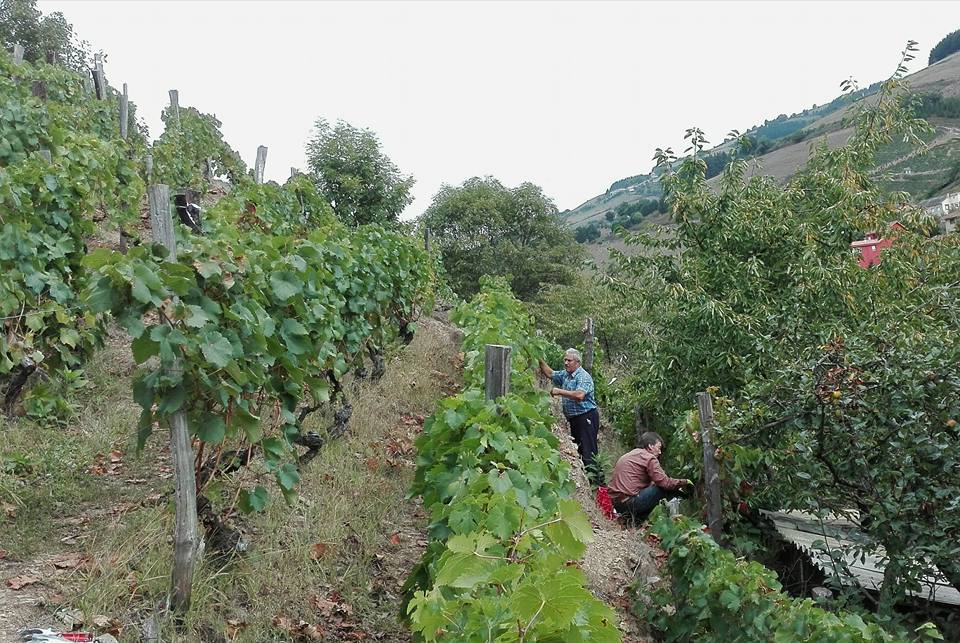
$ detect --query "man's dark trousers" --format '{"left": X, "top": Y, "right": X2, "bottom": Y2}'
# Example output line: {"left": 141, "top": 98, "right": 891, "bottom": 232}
{"left": 567, "top": 407, "right": 601, "bottom": 484}
{"left": 615, "top": 485, "right": 684, "bottom": 525}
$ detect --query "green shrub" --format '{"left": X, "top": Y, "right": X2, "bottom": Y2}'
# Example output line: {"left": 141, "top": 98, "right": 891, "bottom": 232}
{"left": 645, "top": 509, "right": 942, "bottom": 642}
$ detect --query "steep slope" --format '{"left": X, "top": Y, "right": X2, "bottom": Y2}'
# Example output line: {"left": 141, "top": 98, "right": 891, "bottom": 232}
{"left": 568, "top": 52, "right": 960, "bottom": 256}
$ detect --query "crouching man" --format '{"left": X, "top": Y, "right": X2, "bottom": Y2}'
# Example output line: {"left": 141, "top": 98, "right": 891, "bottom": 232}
{"left": 608, "top": 431, "right": 692, "bottom": 524}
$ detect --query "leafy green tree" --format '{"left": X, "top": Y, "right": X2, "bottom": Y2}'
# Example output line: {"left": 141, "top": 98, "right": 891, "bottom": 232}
{"left": 418, "top": 176, "right": 582, "bottom": 300}
{"left": 305, "top": 119, "right": 414, "bottom": 225}
{"left": 611, "top": 43, "right": 960, "bottom": 609}
{"left": 0, "top": 0, "right": 91, "bottom": 71}
{"left": 574, "top": 221, "right": 601, "bottom": 243}
{"left": 928, "top": 28, "right": 960, "bottom": 65}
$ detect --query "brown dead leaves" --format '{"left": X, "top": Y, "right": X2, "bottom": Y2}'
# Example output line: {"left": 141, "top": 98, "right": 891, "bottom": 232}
{"left": 50, "top": 552, "right": 91, "bottom": 570}
{"left": 89, "top": 450, "right": 124, "bottom": 476}
{"left": 273, "top": 590, "right": 366, "bottom": 641}
{"left": 5, "top": 574, "right": 39, "bottom": 590}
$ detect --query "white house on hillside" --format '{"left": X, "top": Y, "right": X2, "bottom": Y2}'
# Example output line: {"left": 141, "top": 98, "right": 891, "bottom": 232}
{"left": 939, "top": 192, "right": 960, "bottom": 234}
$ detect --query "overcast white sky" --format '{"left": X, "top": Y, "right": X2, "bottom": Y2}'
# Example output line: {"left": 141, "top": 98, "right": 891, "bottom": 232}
{"left": 38, "top": 1, "right": 957, "bottom": 218}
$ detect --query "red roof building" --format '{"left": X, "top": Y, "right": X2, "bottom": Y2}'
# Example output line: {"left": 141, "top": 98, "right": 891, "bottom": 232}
{"left": 850, "top": 222, "right": 906, "bottom": 268}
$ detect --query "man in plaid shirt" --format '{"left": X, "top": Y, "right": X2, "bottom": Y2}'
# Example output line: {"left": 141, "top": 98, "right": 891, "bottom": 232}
{"left": 539, "top": 348, "right": 602, "bottom": 484}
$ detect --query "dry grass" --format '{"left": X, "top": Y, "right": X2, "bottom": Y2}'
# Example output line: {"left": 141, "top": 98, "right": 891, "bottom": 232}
{"left": 1, "top": 316, "right": 462, "bottom": 642}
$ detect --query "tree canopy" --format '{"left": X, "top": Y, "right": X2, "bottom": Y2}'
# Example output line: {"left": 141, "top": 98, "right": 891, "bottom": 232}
{"left": 305, "top": 119, "right": 414, "bottom": 226}
{"left": 0, "top": 0, "right": 91, "bottom": 71}
{"left": 929, "top": 28, "right": 960, "bottom": 65}
{"left": 607, "top": 44, "right": 960, "bottom": 609}
{"left": 419, "top": 176, "right": 581, "bottom": 301}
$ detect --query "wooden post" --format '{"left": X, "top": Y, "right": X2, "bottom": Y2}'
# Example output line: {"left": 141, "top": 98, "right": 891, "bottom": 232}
{"left": 254, "top": 145, "right": 268, "bottom": 184}
{"left": 424, "top": 228, "right": 430, "bottom": 251}
{"left": 31, "top": 81, "right": 47, "bottom": 101}
{"left": 93, "top": 55, "right": 106, "bottom": 100}
{"left": 38, "top": 149, "right": 51, "bottom": 162}
{"left": 484, "top": 344, "right": 511, "bottom": 401}
{"left": 696, "top": 391, "right": 725, "bottom": 545}
{"left": 203, "top": 157, "right": 213, "bottom": 182}
{"left": 119, "top": 83, "right": 129, "bottom": 140}
{"left": 148, "top": 185, "right": 199, "bottom": 614}
{"left": 290, "top": 167, "right": 298, "bottom": 179}
{"left": 168, "top": 89, "right": 180, "bottom": 127}
{"left": 582, "top": 317, "right": 595, "bottom": 374}
{"left": 12, "top": 44, "right": 24, "bottom": 64}
{"left": 45, "top": 50, "right": 57, "bottom": 65}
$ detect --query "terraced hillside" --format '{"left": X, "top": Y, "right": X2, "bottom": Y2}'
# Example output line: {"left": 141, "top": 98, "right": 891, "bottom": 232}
{"left": 567, "top": 51, "right": 960, "bottom": 263}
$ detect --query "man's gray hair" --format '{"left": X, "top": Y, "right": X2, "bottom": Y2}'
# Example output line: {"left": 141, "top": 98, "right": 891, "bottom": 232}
{"left": 565, "top": 348, "right": 582, "bottom": 362}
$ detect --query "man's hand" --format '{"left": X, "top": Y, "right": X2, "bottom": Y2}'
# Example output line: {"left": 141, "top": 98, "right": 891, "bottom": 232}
{"left": 538, "top": 358, "right": 554, "bottom": 379}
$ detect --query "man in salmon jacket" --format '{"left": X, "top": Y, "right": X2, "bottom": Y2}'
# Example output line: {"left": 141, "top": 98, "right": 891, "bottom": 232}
{"left": 608, "top": 431, "right": 693, "bottom": 524}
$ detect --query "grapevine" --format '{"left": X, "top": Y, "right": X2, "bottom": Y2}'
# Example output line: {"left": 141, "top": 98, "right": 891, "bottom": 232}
{"left": 84, "top": 175, "right": 435, "bottom": 512}
{"left": 404, "top": 277, "right": 620, "bottom": 641}
{"left": 0, "top": 54, "right": 143, "bottom": 417}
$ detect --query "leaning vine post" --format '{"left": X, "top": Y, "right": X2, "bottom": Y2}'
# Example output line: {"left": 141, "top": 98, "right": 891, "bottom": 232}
{"left": 696, "top": 391, "right": 725, "bottom": 545}
{"left": 484, "top": 344, "right": 511, "bottom": 401}
{"left": 582, "top": 317, "right": 595, "bottom": 374}
{"left": 148, "top": 184, "right": 200, "bottom": 614}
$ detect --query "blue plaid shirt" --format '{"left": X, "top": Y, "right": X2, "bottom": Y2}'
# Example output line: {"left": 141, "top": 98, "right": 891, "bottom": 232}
{"left": 551, "top": 367, "right": 597, "bottom": 418}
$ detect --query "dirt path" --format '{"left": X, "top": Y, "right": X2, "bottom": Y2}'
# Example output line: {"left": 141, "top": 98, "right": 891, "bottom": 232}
{"left": 547, "top": 405, "right": 659, "bottom": 642}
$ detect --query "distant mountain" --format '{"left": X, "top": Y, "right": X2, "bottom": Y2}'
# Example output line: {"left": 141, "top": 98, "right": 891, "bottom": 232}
{"left": 566, "top": 51, "right": 960, "bottom": 262}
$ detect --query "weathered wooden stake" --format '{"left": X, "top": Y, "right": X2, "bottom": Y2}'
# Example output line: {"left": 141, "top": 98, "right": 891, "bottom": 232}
{"left": 45, "top": 50, "right": 57, "bottom": 65}
{"left": 169, "top": 89, "right": 180, "bottom": 127}
{"left": 203, "top": 157, "right": 213, "bottom": 182}
{"left": 696, "top": 391, "right": 725, "bottom": 545}
{"left": 144, "top": 154, "right": 153, "bottom": 184}
{"left": 31, "top": 81, "right": 47, "bottom": 101}
{"left": 12, "top": 43, "right": 24, "bottom": 64}
{"left": 93, "top": 55, "right": 106, "bottom": 99}
{"left": 290, "top": 166, "right": 298, "bottom": 179}
{"left": 148, "top": 185, "right": 199, "bottom": 614}
{"left": 38, "top": 149, "right": 51, "bottom": 162}
{"left": 119, "top": 83, "right": 129, "bottom": 140}
{"left": 583, "top": 317, "right": 595, "bottom": 374}
{"left": 254, "top": 145, "right": 268, "bottom": 184}
{"left": 424, "top": 228, "right": 430, "bottom": 251}
{"left": 484, "top": 344, "right": 512, "bottom": 401}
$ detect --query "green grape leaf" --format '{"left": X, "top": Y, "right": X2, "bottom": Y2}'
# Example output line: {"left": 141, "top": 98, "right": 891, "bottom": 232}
{"left": 239, "top": 486, "right": 268, "bottom": 513}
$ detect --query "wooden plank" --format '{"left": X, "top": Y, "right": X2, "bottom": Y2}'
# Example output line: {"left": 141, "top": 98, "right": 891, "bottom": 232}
{"left": 769, "top": 517, "right": 960, "bottom": 605}
{"left": 484, "top": 344, "right": 511, "bottom": 401}
{"left": 147, "top": 184, "right": 199, "bottom": 614}
{"left": 696, "top": 391, "right": 725, "bottom": 545}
